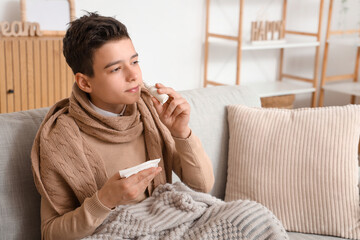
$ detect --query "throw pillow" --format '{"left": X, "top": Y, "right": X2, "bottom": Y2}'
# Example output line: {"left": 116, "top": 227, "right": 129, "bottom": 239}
{"left": 225, "top": 104, "right": 360, "bottom": 239}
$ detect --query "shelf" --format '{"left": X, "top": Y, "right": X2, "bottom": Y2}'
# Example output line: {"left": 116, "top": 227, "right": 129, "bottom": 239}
{"left": 322, "top": 82, "right": 360, "bottom": 97}
{"left": 208, "top": 36, "right": 320, "bottom": 50}
{"left": 245, "top": 80, "right": 315, "bottom": 97}
{"left": 242, "top": 39, "right": 320, "bottom": 50}
{"left": 318, "top": 0, "right": 359, "bottom": 106}
{"left": 204, "top": 0, "right": 324, "bottom": 107}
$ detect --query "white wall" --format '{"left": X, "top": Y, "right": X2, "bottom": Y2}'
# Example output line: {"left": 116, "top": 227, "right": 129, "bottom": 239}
{"left": 0, "top": 0, "right": 359, "bottom": 107}
{"left": 0, "top": 0, "right": 20, "bottom": 22}
{"left": 74, "top": 0, "right": 207, "bottom": 91}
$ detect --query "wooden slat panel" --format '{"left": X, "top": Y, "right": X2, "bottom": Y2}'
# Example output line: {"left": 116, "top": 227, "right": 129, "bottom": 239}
{"left": 53, "top": 39, "right": 61, "bottom": 102}
{"left": 0, "top": 40, "right": 6, "bottom": 113}
{"left": 47, "top": 40, "right": 54, "bottom": 105}
{"left": 5, "top": 40, "right": 14, "bottom": 112}
{"left": 33, "top": 39, "right": 41, "bottom": 108}
{"left": 27, "top": 39, "right": 35, "bottom": 109}
{"left": 40, "top": 39, "right": 48, "bottom": 107}
{"left": 12, "top": 39, "right": 21, "bottom": 112}
{"left": 67, "top": 58, "right": 73, "bottom": 96}
{"left": 19, "top": 39, "right": 28, "bottom": 111}
{"left": 1, "top": 37, "right": 68, "bottom": 112}
{"left": 60, "top": 40, "right": 67, "bottom": 99}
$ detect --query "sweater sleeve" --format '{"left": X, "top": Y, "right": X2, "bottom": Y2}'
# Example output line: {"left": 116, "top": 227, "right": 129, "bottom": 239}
{"left": 41, "top": 192, "right": 111, "bottom": 240}
{"left": 172, "top": 131, "right": 214, "bottom": 193}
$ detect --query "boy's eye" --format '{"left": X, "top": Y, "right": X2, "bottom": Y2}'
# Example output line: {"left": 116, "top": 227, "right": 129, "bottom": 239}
{"left": 111, "top": 67, "right": 121, "bottom": 73}
{"left": 132, "top": 60, "right": 139, "bottom": 65}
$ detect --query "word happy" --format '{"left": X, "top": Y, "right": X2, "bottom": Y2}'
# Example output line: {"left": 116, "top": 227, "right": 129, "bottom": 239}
{"left": 251, "top": 20, "right": 284, "bottom": 42}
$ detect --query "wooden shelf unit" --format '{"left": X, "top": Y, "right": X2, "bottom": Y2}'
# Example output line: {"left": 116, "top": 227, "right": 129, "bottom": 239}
{"left": 204, "top": 0, "right": 325, "bottom": 107}
{"left": 318, "top": 0, "right": 360, "bottom": 106}
{"left": 0, "top": 37, "right": 74, "bottom": 113}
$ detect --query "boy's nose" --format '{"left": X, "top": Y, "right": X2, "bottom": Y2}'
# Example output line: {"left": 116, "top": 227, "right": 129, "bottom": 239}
{"left": 125, "top": 67, "right": 137, "bottom": 82}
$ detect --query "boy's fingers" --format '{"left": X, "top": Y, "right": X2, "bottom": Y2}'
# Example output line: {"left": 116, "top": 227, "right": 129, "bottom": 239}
{"left": 128, "top": 167, "right": 161, "bottom": 184}
{"left": 170, "top": 105, "right": 186, "bottom": 119}
{"left": 151, "top": 97, "right": 163, "bottom": 113}
{"left": 140, "top": 167, "right": 162, "bottom": 185}
{"left": 155, "top": 83, "right": 181, "bottom": 99}
{"left": 164, "top": 98, "right": 186, "bottom": 118}
{"left": 110, "top": 171, "right": 122, "bottom": 181}
{"left": 152, "top": 96, "right": 172, "bottom": 118}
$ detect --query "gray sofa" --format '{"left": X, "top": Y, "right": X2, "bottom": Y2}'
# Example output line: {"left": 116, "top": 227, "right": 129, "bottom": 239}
{"left": 0, "top": 85, "right": 347, "bottom": 239}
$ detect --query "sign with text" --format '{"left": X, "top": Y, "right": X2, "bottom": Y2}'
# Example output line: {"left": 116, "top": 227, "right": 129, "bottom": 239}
{"left": 0, "top": 21, "right": 42, "bottom": 37}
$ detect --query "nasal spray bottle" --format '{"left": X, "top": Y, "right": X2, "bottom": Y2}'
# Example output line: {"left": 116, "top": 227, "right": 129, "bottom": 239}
{"left": 143, "top": 82, "right": 169, "bottom": 105}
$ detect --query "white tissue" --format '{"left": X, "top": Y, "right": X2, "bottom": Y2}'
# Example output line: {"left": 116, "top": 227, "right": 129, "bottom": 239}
{"left": 119, "top": 158, "right": 161, "bottom": 178}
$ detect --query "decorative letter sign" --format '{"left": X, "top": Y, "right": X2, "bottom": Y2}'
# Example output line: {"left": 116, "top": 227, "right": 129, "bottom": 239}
{"left": 0, "top": 21, "right": 43, "bottom": 37}
{"left": 251, "top": 20, "right": 284, "bottom": 44}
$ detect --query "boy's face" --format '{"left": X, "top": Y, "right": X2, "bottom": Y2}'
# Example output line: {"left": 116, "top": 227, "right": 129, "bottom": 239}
{"left": 82, "top": 38, "right": 142, "bottom": 114}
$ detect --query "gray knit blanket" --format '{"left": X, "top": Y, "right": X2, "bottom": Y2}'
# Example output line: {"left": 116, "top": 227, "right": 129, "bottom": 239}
{"left": 83, "top": 182, "right": 289, "bottom": 240}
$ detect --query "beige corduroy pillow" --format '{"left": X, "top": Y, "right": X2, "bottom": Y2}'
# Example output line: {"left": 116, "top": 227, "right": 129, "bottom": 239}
{"left": 225, "top": 104, "right": 360, "bottom": 239}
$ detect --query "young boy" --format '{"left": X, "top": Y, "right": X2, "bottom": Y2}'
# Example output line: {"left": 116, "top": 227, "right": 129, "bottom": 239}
{"left": 31, "top": 12, "right": 214, "bottom": 239}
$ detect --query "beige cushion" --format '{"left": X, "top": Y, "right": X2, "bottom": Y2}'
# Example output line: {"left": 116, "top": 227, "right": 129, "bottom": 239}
{"left": 225, "top": 105, "right": 360, "bottom": 239}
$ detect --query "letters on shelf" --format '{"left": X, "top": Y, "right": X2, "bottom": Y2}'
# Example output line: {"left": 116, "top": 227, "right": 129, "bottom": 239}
{"left": 0, "top": 21, "right": 43, "bottom": 37}
{"left": 251, "top": 20, "right": 284, "bottom": 42}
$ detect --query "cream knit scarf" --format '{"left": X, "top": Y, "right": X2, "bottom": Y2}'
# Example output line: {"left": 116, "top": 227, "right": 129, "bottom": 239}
{"left": 31, "top": 84, "right": 175, "bottom": 215}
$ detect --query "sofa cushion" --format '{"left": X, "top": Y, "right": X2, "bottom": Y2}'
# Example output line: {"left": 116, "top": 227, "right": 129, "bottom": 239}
{"left": 225, "top": 105, "right": 360, "bottom": 239}
{"left": 0, "top": 108, "right": 49, "bottom": 240}
{"left": 288, "top": 232, "right": 348, "bottom": 240}
{"left": 179, "top": 85, "right": 261, "bottom": 199}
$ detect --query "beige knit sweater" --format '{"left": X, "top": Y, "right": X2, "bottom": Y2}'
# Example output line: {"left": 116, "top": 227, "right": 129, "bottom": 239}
{"left": 31, "top": 84, "right": 214, "bottom": 239}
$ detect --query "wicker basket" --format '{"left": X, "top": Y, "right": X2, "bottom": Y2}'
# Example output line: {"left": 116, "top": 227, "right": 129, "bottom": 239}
{"left": 260, "top": 94, "right": 295, "bottom": 109}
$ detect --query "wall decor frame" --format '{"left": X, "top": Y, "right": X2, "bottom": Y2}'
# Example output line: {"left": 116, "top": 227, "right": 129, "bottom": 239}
{"left": 20, "top": 0, "right": 75, "bottom": 36}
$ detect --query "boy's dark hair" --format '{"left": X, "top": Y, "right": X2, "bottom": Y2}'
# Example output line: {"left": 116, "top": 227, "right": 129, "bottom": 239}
{"left": 63, "top": 12, "right": 130, "bottom": 77}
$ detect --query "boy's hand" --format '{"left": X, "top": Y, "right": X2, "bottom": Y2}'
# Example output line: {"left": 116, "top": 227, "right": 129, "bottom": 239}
{"left": 98, "top": 167, "right": 162, "bottom": 209}
{"left": 151, "top": 83, "right": 191, "bottom": 139}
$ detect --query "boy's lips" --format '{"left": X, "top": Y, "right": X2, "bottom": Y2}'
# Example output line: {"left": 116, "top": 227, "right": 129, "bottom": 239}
{"left": 126, "top": 85, "right": 140, "bottom": 93}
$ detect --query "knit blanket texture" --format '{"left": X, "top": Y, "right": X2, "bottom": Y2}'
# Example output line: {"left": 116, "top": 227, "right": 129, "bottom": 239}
{"left": 83, "top": 182, "right": 289, "bottom": 240}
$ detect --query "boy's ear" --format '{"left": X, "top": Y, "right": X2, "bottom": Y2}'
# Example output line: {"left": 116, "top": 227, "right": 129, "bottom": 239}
{"left": 75, "top": 73, "right": 92, "bottom": 93}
